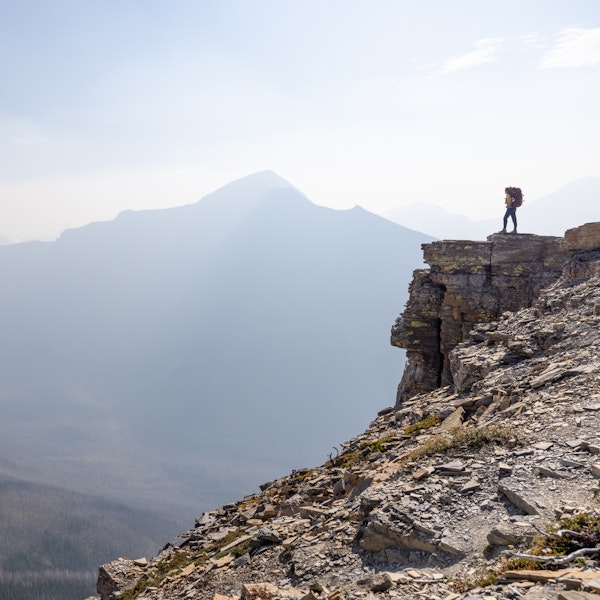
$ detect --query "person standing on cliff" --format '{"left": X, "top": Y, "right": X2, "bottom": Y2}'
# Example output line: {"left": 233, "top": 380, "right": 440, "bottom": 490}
{"left": 500, "top": 186, "right": 522, "bottom": 234}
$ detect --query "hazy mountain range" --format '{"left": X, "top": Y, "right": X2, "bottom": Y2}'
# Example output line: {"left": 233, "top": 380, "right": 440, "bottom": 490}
{"left": 0, "top": 170, "right": 435, "bottom": 596}
{"left": 1, "top": 171, "right": 595, "bottom": 598}
{"left": 2, "top": 176, "right": 597, "bottom": 247}
{"left": 384, "top": 176, "right": 600, "bottom": 240}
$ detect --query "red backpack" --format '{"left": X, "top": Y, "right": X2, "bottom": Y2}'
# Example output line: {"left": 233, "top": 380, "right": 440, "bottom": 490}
{"left": 509, "top": 187, "right": 523, "bottom": 207}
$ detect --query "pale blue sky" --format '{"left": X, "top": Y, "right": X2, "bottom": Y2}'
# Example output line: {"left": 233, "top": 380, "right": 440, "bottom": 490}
{"left": 1, "top": 0, "right": 599, "bottom": 241}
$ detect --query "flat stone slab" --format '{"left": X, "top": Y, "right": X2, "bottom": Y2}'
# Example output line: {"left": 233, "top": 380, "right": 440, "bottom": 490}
{"left": 498, "top": 483, "right": 539, "bottom": 515}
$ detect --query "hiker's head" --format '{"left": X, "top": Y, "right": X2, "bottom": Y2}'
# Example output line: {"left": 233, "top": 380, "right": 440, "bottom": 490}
{"left": 505, "top": 187, "right": 522, "bottom": 203}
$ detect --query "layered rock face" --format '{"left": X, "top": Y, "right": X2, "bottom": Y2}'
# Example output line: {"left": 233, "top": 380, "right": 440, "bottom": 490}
{"left": 391, "top": 231, "right": 581, "bottom": 404}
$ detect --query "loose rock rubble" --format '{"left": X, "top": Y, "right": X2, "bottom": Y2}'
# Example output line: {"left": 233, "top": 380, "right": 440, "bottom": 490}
{"left": 93, "top": 223, "right": 600, "bottom": 600}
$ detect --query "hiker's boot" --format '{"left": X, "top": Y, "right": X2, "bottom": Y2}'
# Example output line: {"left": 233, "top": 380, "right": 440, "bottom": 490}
{"left": 498, "top": 228, "right": 507, "bottom": 234}
{"left": 510, "top": 229, "right": 517, "bottom": 235}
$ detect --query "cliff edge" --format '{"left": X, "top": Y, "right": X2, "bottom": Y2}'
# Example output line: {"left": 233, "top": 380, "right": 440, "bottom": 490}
{"left": 391, "top": 226, "right": 600, "bottom": 404}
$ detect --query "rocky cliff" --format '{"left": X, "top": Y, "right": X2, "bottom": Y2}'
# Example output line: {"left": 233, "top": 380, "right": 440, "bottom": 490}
{"left": 391, "top": 233, "right": 571, "bottom": 404}
{"left": 92, "top": 223, "right": 600, "bottom": 600}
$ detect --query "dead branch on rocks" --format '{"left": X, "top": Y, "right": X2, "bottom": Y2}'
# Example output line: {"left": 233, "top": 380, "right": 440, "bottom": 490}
{"left": 531, "top": 522, "right": 586, "bottom": 540}
{"left": 503, "top": 546, "right": 600, "bottom": 565}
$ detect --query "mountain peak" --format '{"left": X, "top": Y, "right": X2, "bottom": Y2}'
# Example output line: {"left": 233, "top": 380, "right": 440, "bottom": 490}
{"left": 243, "top": 169, "right": 292, "bottom": 187}
{"left": 205, "top": 170, "right": 293, "bottom": 198}
{"left": 186, "top": 170, "right": 300, "bottom": 221}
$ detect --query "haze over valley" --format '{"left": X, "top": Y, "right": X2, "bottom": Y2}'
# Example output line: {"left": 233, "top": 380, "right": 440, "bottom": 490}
{"left": 0, "top": 171, "right": 436, "bottom": 597}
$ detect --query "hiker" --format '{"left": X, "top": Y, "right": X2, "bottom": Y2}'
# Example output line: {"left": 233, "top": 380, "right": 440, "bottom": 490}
{"left": 500, "top": 186, "right": 522, "bottom": 234}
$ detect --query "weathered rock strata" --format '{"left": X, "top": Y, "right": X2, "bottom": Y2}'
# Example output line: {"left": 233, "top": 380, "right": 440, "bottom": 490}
{"left": 92, "top": 223, "right": 600, "bottom": 600}
{"left": 390, "top": 229, "right": 597, "bottom": 404}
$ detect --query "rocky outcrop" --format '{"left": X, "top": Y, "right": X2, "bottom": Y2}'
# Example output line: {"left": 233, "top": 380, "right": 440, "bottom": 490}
{"left": 391, "top": 226, "right": 600, "bottom": 405}
{"left": 91, "top": 223, "right": 600, "bottom": 600}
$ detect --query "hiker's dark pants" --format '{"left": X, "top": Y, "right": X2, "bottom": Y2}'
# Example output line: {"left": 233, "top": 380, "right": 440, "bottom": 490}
{"left": 503, "top": 207, "right": 517, "bottom": 231}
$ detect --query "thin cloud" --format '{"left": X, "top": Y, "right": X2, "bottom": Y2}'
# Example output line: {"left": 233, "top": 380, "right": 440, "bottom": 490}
{"left": 441, "top": 38, "right": 505, "bottom": 74}
{"left": 539, "top": 27, "right": 600, "bottom": 68}
{"left": 13, "top": 136, "right": 46, "bottom": 146}
{"left": 516, "top": 32, "right": 546, "bottom": 50}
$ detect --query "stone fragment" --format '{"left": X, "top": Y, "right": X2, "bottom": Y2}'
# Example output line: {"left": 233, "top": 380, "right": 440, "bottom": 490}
{"left": 413, "top": 521, "right": 437, "bottom": 536}
{"left": 503, "top": 568, "right": 575, "bottom": 582}
{"left": 256, "top": 527, "right": 281, "bottom": 543}
{"left": 369, "top": 573, "right": 393, "bottom": 592}
{"left": 564, "top": 222, "right": 600, "bottom": 252}
{"left": 460, "top": 479, "right": 480, "bottom": 493}
{"left": 132, "top": 557, "right": 148, "bottom": 567}
{"left": 560, "top": 458, "right": 584, "bottom": 468}
{"left": 534, "top": 465, "right": 566, "bottom": 479}
{"left": 498, "top": 483, "right": 539, "bottom": 515}
{"left": 97, "top": 559, "right": 144, "bottom": 600}
{"left": 348, "top": 477, "right": 373, "bottom": 498}
{"left": 221, "top": 534, "right": 253, "bottom": 553}
{"left": 405, "top": 569, "right": 421, "bottom": 578}
{"left": 261, "top": 504, "right": 278, "bottom": 518}
{"left": 212, "top": 555, "right": 235, "bottom": 568}
{"left": 530, "top": 365, "right": 571, "bottom": 388}
{"left": 438, "top": 538, "right": 465, "bottom": 556}
{"left": 358, "top": 513, "right": 439, "bottom": 554}
{"left": 179, "top": 563, "right": 195, "bottom": 577}
{"left": 233, "top": 554, "right": 250, "bottom": 568}
{"left": 584, "top": 579, "right": 600, "bottom": 594}
{"left": 558, "top": 592, "right": 600, "bottom": 600}
{"left": 413, "top": 466, "right": 434, "bottom": 480}
{"left": 282, "top": 535, "right": 298, "bottom": 548}
{"left": 438, "top": 406, "right": 465, "bottom": 432}
{"left": 486, "top": 525, "right": 524, "bottom": 546}
{"left": 195, "top": 512, "right": 215, "bottom": 527}
{"left": 436, "top": 460, "right": 465, "bottom": 473}
{"left": 208, "top": 528, "right": 232, "bottom": 542}
{"left": 383, "top": 571, "right": 407, "bottom": 583}
{"left": 515, "top": 449, "right": 534, "bottom": 457}
{"left": 299, "top": 506, "right": 326, "bottom": 520}
{"left": 486, "top": 331, "right": 510, "bottom": 342}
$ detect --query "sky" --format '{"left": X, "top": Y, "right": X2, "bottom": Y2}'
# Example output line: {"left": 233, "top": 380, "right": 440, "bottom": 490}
{"left": 1, "top": 0, "right": 599, "bottom": 242}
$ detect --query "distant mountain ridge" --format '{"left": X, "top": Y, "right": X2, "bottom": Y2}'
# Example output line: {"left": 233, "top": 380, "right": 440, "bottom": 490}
{"left": 0, "top": 170, "right": 434, "bottom": 518}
